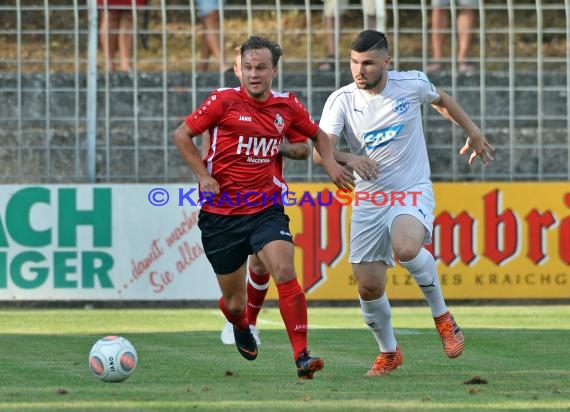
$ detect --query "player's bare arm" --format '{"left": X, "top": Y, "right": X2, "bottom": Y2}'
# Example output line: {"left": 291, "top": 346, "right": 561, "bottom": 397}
{"left": 172, "top": 122, "right": 220, "bottom": 194}
{"left": 313, "top": 133, "right": 378, "bottom": 180}
{"left": 312, "top": 129, "right": 355, "bottom": 190}
{"left": 279, "top": 140, "right": 310, "bottom": 160}
{"left": 431, "top": 90, "right": 495, "bottom": 165}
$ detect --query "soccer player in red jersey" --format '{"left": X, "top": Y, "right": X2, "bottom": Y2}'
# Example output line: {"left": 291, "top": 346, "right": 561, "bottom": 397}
{"left": 212, "top": 47, "right": 311, "bottom": 347}
{"left": 173, "top": 36, "right": 354, "bottom": 379}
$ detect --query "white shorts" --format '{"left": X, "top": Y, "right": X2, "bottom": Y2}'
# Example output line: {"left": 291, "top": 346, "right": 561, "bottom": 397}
{"left": 349, "top": 187, "right": 435, "bottom": 267}
{"left": 197, "top": 0, "right": 221, "bottom": 17}
{"left": 432, "top": 0, "right": 478, "bottom": 7}
{"left": 322, "top": 0, "right": 375, "bottom": 17}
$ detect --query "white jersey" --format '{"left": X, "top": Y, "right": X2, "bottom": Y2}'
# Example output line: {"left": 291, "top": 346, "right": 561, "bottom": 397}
{"left": 319, "top": 70, "right": 439, "bottom": 203}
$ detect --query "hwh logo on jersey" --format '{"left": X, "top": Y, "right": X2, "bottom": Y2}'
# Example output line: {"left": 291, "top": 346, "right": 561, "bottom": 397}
{"left": 236, "top": 136, "right": 281, "bottom": 156}
{"left": 363, "top": 123, "right": 405, "bottom": 150}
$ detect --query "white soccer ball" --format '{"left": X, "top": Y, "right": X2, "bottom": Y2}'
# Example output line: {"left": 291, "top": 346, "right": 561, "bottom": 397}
{"left": 88, "top": 335, "right": 137, "bottom": 382}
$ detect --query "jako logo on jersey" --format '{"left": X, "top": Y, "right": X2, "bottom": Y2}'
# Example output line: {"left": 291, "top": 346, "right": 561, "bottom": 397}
{"left": 239, "top": 115, "right": 252, "bottom": 122}
{"left": 363, "top": 123, "right": 404, "bottom": 150}
{"left": 274, "top": 113, "right": 285, "bottom": 134}
{"left": 236, "top": 136, "right": 281, "bottom": 156}
{"left": 392, "top": 97, "right": 410, "bottom": 114}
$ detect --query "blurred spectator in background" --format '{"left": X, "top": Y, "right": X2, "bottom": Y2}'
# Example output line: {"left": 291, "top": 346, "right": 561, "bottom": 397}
{"left": 197, "top": 0, "right": 228, "bottom": 72}
{"left": 98, "top": 0, "right": 144, "bottom": 72}
{"left": 428, "top": 0, "right": 477, "bottom": 73}
{"left": 318, "top": 0, "right": 377, "bottom": 71}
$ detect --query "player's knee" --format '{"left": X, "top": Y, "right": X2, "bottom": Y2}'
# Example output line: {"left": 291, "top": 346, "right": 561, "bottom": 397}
{"left": 225, "top": 296, "right": 247, "bottom": 315}
{"left": 249, "top": 259, "right": 267, "bottom": 276}
{"left": 358, "top": 283, "right": 385, "bottom": 301}
{"left": 269, "top": 261, "right": 296, "bottom": 283}
{"left": 395, "top": 244, "right": 422, "bottom": 262}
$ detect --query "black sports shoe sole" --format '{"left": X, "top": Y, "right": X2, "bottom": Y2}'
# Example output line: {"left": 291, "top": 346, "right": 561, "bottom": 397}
{"left": 233, "top": 325, "right": 258, "bottom": 361}
{"left": 297, "top": 358, "right": 324, "bottom": 379}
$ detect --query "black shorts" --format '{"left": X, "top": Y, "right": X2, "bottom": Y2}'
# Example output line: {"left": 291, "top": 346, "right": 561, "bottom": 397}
{"left": 197, "top": 205, "right": 293, "bottom": 274}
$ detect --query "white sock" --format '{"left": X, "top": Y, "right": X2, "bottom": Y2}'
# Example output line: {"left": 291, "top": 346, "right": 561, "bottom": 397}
{"left": 400, "top": 248, "right": 447, "bottom": 317}
{"left": 359, "top": 294, "right": 398, "bottom": 353}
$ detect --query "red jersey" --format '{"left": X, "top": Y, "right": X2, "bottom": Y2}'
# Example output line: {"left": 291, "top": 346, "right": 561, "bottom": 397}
{"left": 185, "top": 86, "right": 317, "bottom": 215}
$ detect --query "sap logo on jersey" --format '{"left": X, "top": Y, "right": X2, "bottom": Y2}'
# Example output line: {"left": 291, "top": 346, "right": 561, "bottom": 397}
{"left": 363, "top": 123, "right": 404, "bottom": 150}
{"left": 239, "top": 115, "right": 252, "bottom": 122}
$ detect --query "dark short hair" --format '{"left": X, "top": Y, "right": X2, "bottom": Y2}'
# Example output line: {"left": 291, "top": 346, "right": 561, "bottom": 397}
{"left": 351, "top": 30, "right": 389, "bottom": 53}
{"left": 241, "top": 36, "right": 283, "bottom": 67}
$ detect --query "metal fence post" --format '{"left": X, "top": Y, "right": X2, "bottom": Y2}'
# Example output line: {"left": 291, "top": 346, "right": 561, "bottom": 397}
{"left": 86, "top": 0, "right": 98, "bottom": 182}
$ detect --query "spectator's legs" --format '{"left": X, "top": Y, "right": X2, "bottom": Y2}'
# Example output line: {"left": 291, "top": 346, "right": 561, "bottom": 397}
{"left": 118, "top": 10, "right": 134, "bottom": 72}
{"left": 318, "top": 16, "right": 337, "bottom": 71}
{"left": 199, "top": 10, "right": 227, "bottom": 72}
{"left": 325, "top": 16, "right": 336, "bottom": 58}
{"left": 430, "top": 7, "right": 448, "bottom": 67}
{"left": 457, "top": 8, "right": 476, "bottom": 70}
{"left": 367, "top": 15, "right": 376, "bottom": 30}
{"left": 198, "top": 38, "right": 211, "bottom": 72}
{"left": 99, "top": 10, "right": 120, "bottom": 72}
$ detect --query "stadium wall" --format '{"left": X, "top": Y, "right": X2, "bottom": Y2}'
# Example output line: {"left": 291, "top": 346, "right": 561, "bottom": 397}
{"left": 0, "top": 1, "right": 569, "bottom": 183}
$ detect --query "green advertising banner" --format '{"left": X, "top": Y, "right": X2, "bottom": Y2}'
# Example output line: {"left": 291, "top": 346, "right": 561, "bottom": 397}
{"left": 0, "top": 185, "right": 219, "bottom": 300}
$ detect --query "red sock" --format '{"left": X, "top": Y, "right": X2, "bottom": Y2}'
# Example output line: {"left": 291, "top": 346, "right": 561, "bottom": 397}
{"left": 276, "top": 278, "right": 308, "bottom": 360}
{"left": 246, "top": 268, "right": 270, "bottom": 326}
{"left": 218, "top": 297, "right": 248, "bottom": 330}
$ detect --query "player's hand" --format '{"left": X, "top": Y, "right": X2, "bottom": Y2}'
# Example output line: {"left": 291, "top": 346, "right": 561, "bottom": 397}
{"left": 346, "top": 155, "right": 379, "bottom": 180}
{"left": 460, "top": 135, "right": 495, "bottom": 166}
{"left": 323, "top": 159, "right": 355, "bottom": 191}
{"left": 198, "top": 174, "right": 220, "bottom": 195}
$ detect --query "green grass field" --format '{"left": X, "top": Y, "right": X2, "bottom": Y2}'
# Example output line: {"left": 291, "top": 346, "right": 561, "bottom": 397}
{"left": 1, "top": 305, "right": 569, "bottom": 411}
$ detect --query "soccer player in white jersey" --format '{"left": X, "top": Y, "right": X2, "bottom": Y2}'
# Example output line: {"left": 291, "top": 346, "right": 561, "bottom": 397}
{"left": 315, "top": 30, "right": 494, "bottom": 376}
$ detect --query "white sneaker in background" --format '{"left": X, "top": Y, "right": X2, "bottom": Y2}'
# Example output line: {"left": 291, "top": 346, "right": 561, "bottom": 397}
{"left": 249, "top": 324, "right": 261, "bottom": 345}
{"left": 221, "top": 321, "right": 261, "bottom": 345}
{"left": 220, "top": 320, "right": 235, "bottom": 345}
